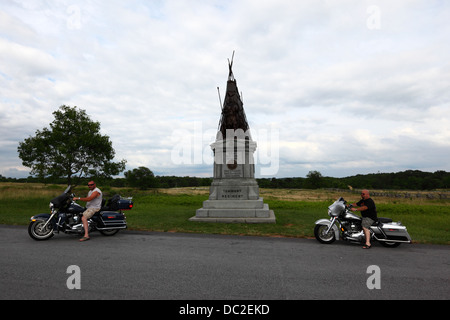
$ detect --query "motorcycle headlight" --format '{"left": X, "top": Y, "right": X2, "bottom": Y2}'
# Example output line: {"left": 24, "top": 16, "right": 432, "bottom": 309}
{"left": 49, "top": 202, "right": 54, "bottom": 209}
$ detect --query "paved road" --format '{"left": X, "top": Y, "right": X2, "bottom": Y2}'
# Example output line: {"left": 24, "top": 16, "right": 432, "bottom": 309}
{"left": 1, "top": 225, "right": 449, "bottom": 300}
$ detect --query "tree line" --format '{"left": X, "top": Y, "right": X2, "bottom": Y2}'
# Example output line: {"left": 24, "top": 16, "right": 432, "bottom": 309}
{"left": 2, "top": 169, "right": 449, "bottom": 191}
{"left": 258, "top": 170, "right": 450, "bottom": 190}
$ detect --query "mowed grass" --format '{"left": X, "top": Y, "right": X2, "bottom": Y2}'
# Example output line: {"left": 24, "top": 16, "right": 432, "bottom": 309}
{"left": 126, "top": 193, "right": 325, "bottom": 239}
{"left": 0, "top": 183, "right": 449, "bottom": 244}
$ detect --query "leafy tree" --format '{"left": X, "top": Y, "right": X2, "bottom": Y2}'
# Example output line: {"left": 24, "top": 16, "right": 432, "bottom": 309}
{"left": 124, "top": 166, "right": 157, "bottom": 189}
{"left": 18, "top": 105, "right": 126, "bottom": 185}
{"left": 306, "top": 170, "right": 323, "bottom": 189}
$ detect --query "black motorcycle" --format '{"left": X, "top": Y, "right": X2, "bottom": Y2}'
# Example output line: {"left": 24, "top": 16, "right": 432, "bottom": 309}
{"left": 28, "top": 186, "right": 133, "bottom": 241}
{"left": 314, "top": 197, "right": 412, "bottom": 247}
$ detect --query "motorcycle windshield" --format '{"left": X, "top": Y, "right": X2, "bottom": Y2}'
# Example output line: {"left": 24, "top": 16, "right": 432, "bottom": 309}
{"left": 328, "top": 200, "right": 345, "bottom": 217}
{"left": 51, "top": 193, "right": 70, "bottom": 208}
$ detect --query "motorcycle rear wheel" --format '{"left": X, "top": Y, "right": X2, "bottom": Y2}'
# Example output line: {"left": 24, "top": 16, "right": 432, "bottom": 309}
{"left": 380, "top": 241, "right": 401, "bottom": 248}
{"left": 100, "top": 229, "right": 120, "bottom": 236}
{"left": 28, "top": 220, "right": 54, "bottom": 241}
{"left": 314, "top": 224, "right": 336, "bottom": 244}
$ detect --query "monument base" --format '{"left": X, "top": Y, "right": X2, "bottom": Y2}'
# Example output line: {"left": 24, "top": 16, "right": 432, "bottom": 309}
{"left": 189, "top": 210, "right": 276, "bottom": 224}
{"left": 191, "top": 197, "right": 276, "bottom": 224}
{"left": 191, "top": 136, "right": 275, "bottom": 224}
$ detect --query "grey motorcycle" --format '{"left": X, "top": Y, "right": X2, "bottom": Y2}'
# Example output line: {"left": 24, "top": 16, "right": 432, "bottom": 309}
{"left": 314, "top": 197, "right": 412, "bottom": 247}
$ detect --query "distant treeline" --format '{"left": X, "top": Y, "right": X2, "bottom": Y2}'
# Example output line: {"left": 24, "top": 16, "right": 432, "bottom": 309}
{"left": 1, "top": 170, "right": 449, "bottom": 191}
{"left": 259, "top": 170, "right": 450, "bottom": 190}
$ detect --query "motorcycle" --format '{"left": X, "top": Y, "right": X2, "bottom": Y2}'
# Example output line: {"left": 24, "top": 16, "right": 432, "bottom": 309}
{"left": 28, "top": 185, "right": 133, "bottom": 241}
{"left": 314, "top": 197, "right": 412, "bottom": 247}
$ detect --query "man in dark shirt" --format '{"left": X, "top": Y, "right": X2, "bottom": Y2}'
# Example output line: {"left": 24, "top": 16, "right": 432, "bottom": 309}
{"left": 350, "top": 189, "right": 377, "bottom": 249}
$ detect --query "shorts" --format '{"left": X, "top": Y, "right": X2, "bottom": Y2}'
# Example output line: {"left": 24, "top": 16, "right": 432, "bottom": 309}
{"left": 362, "top": 217, "right": 375, "bottom": 229}
{"left": 83, "top": 207, "right": 100, "bottom": 219}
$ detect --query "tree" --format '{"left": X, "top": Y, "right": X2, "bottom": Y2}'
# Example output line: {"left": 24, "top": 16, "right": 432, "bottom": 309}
{"left": 124, "top": 166, "right": 157, "bottom": 189}
{"left": 18, "top": 105, "right": 126, "bottom": 185}
{"left": 306, "top": 170, "right": 323, "bottom": 189}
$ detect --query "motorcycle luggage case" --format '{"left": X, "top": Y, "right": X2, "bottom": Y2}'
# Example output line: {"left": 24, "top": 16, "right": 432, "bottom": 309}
{"left": 379, "top": 222, "right": 411, "bottom": 242}
{"left": 117, "top": 198, "right": 133, "bottom": 210}
{"left": 100, "top": 211, "right": 127, "bottom": 229}
{"left": 105, "top": 195, "right": 133, "bottom": 211}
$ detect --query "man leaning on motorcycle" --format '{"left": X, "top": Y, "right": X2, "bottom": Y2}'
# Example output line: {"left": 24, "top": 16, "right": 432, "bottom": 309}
{"left": 73, "top": 181, "right": 103, "bottom": 242}
{"left": 349, "top": 190, "right": 378, "bottom": 249}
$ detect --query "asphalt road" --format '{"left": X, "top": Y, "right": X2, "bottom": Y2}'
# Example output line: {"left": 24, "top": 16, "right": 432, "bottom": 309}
{"left": 1, "top": 225, "right": 449, "bottom": 301}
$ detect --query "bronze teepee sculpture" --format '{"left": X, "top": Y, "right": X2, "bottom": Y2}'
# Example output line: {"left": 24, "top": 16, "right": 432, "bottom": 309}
{"left": 218, "top": 52, "right": 249, "bottom": 138}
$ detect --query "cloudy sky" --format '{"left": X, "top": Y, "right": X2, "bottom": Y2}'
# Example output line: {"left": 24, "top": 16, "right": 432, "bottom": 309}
{"left": 1, "top": 0, "right": 449, "bottom": 179}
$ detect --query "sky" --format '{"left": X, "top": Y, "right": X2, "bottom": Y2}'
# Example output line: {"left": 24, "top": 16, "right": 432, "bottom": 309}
{"left": 1, "top": 0, "right": 449, "bottom": 179}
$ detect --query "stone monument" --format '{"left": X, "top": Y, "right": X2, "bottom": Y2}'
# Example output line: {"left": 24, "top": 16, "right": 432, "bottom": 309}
{"left": 190, "top": 55, "right": 276, "bottom": 223}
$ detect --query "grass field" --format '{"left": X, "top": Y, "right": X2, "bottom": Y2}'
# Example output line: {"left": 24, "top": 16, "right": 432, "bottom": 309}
{"left": 1, "top": 183, "right": 449, "bottom": 244}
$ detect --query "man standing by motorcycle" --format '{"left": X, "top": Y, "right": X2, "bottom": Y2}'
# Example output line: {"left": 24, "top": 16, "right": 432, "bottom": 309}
{"left": 73, "top": 181, "right": 102, "bottom": 242}
{"left": 350, "top": 189, "right": 377, "bottom": 249}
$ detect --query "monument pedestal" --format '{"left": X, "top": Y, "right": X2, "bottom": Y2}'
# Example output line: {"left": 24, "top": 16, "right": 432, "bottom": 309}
{"left": 190, "top": 139, "right": 275, "bottom": 224}
{"left": 191, "top": 199, "right": 275, "bottom": 223}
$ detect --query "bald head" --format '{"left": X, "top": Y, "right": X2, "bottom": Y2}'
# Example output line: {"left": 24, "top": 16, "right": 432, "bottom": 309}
{"left": 361, "top": 189, "right": 370, "bottom": 199}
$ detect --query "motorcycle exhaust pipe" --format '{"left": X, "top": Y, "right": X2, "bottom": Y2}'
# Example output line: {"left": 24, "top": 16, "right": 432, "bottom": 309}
{"left": 375, "top": 237, "right": 411, "bottom": 243}
{"left": 96, "top": 226, "right": 127, "bottom": 230}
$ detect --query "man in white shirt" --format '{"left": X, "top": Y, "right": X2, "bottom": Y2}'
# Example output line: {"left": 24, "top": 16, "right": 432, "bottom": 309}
{"left": 74, "top": 181, "right": 102, "bottom": 242}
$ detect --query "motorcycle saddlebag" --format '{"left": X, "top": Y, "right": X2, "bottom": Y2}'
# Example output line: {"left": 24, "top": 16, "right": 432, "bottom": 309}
{"left": 99, "top": 211, "right": 127, "bottom": 229}
{"left": 379, "top": 222, "right": 411, "bottom": 242}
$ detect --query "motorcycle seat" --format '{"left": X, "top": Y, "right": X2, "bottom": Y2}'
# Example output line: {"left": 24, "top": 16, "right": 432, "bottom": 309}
{"left": 378, "top": 217, "right": 393, "bottom": 223}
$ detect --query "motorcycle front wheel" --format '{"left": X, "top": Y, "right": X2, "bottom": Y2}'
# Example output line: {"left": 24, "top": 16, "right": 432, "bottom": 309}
{"left": 314, "top": 224, "right": 336, "bottom": 244}
{"left": 28, "top": 220, "right": 54, "bottom": 241}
